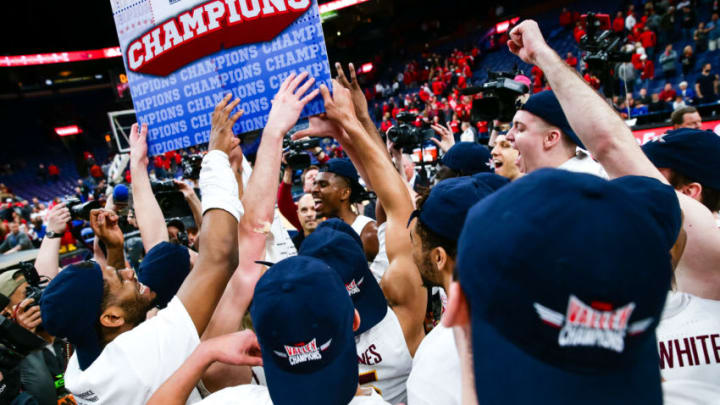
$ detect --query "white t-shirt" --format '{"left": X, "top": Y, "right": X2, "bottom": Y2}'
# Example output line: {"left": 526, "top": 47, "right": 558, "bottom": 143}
{"left": 356, "top": 308, "right": 413, "bottom": 405}
{"left": 406, "top": 323, "right": 460, "bottom": 405}
{"left": 656, "top": 291, "right": 720, "bottom": 388}
{"left": 351, "top": 215, "right": 375, "bottom": 238}
{"left": 662, "top": 379, "right": 720, "bottom": 404}
{"left": 558, "top": 149, "right": 608, "bottom": 179}
{"left": 369, "top": 222, "right": 388, "bottom": 282}
{"left": 198, "top": 384, "right": 390, "bottom": 404}
{"left": 65, "top": 297, "right": 202, "bottom": 405}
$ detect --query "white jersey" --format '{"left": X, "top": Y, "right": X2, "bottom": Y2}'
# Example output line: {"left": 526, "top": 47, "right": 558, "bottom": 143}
{"left": 356, "top": 308, "right": 413, "bottom": 405}
{"left": 198, "top": 384, "right": 390, "bottom": 404}
{"left": 406, "top": 323, "right": 460, "bottom": 405}
{"left": 369, "top": 222, "right": 388, "bottom": 282}
{"left": 662, "top": 380, "right": 720, "bottom": 405}
{"left": 656, "top": 291, "right": 720, "bottom": 389}
{"left": 558, "top": 149, "right": 608, "bottom": 179}
{"left": 351, "top": 215, "right": 375, "bottom": 238}
{"left": 65, "top": 297, "right": 201, "bottom": 405}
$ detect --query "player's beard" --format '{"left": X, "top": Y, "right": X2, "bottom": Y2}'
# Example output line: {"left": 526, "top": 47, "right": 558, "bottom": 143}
{"left": 418, "top": 251, "right": 443, "bottom": 289}
{"left": 120, "top": 293, "right": 154, "bottom": 327}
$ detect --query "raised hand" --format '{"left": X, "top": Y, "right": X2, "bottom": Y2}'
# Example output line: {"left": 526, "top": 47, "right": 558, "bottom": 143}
{"left": 129, "top": 123, "right": 149, "bottom": 166}
{"left": 47, "top": 202, "right": 70, "bottom": 234}
{"left": 90, "top": 209, "right": 124, "bottom": 249}
{"left": 335, "top": 62, "right": 371, "bottom": 120}
{"left": 207, "top": 330, "right": 263, "bottom": 367}
{"left": 15, "top": 298, "right": 42, "bottom": 333}
{"left": 318, "top": 79, "right": 358, "bottom": 126}
{"left": 430, "top": 123, "right": 456, "bottom": 153}
{"left": 173, "top": 179, "right": 196, "bottom": 200}
{"left": 209, "top": 93, "right": 243, "bottom": 155}
{"left": 507, "top": 20, "right": 552, "bottom": 65}
{"left": 265, "top": 71, "right": 320, "bottom": 136}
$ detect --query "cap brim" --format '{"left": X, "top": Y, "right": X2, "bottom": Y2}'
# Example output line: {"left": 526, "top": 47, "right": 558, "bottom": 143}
{"left": 470, "top": 318, "right": 662, "bottom": 404}
{"left": 75, "top": 336, "right": 103, "bottom": 371}
{"left": 263, "top": 332, "right": 358, "bottom": 405}
{"left": 353, "top": 277, "right": 388, "bottom": 336}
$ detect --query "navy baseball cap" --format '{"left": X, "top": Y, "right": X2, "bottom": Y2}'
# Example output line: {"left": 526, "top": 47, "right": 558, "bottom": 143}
{"left": 642, "top": 128, "right": 720, "bottom": 189}
{"left": 321, "top": 158, "right": 364, "bottom": 202}
{"left": 40, "top": 261, "right": 104, "bottom": 370}
{"left": 521, "top": 90, "right": 586, "bottom": 149}
{"left": 440, "top": 142, "right": 493, "bottom": 175}
{"left": 137, "top": 242, "right": 190, "bottom": 309}
{"left": 300, "top": 227, "right": 387, "bottom": 335}
{"left": 408, "top": 174, "right": 509, "bottom": 241}
{"left": 455, "top": 168, "right": 680, "bottom": 404}
{"left": 250, "top": 256, "right": 358, "bottom": 405}
{"left": 314, "top": 218, "right": 363, "bottom": 250}
{"left": 113, "top": 184, "right": 129, "bottom": 203}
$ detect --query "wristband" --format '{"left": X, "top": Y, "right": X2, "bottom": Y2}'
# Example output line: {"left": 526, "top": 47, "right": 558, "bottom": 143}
{"left": 199, "top": 150, "right": 241, "bottom": 221}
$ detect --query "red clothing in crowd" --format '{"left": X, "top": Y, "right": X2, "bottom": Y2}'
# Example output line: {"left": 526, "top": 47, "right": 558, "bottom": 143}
{"left": 48, "top": 164, "right": 59, "bottom": 176}
{"left": 584, "top": 73, "right": 601, "bottom": 90}
{"left": 659, "top": 88, "right": 676, "bottom": 102}
{"left": 277, "top": 182, "right": 302, "bottom": 231}
{"left": 476, "top": 120, "right": 489, "bottom": 134}
{"left": 531, "top": 66, "right": 544, "bottom": 93}
{"left": 612, "top": 16, "right": 625, "bottom": 32}
{"left": 90, "top": 164, "right": 103, "bottom": 179}
{"left": 639, "top": 30, "right": 656, "bottom": 49}
{"left": 631, "top": 53, "right": 644, "bottom": 70}
{"left": 380, "top": 119, "right": 393, "bottom": 134}
{"left": 432, "top": 79, "right": 445, "bottom": 96}
{"left": 640, "top": 60, "right": 655, "bottom": 80}
{"left": 559, "top": 10, "right": 573, "bottom": 27}
{"left": 448, "top": 120, "right": 460, "bottom": 134}
{"left": 565, "top": 55, "right": 578, "bottom": 68}
{"left": 573, "top": 25, "right": 586, "bottom": 43}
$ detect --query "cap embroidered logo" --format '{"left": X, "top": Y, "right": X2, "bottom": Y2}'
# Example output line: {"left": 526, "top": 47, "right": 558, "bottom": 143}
{"left": 534, "top": 295, "right": 653, "bottom": 353}
{"left": 345, "top": 277, "right": 364, "bottom": 296}
{"left": 273, "top": 338, "right": 333, "bottom": 366}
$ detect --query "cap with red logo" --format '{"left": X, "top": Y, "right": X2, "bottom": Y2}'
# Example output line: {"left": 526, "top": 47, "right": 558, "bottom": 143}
{"left": 455, "top": 168, "right": 681, "bottom": 404}
{"left": 299, "top": 227, "right": 388, "bottom": 336}
{"left": 250, "top": 256, "right": 358, "bottom": 405}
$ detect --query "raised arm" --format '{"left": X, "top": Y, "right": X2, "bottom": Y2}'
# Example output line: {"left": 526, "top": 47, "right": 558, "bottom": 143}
{"left": 34, "top": 203, "right": 70, "bottom": 279}
{"left": 321, "top": 80, "right": 426, "bottom": 355}
{"left": 89, "top": 209, "right": 126, "bottom": 270}
{"left": 174, "top": 179, "right": 203, "bottom": 230}
{"left": 129, "top": 124, "right": 169, "bottom": 251}
{"left": 175, "top": 94, "right": 243, "bottom": 335}
{"left": 507, "top": 20, "right": 665, "bottom": 183}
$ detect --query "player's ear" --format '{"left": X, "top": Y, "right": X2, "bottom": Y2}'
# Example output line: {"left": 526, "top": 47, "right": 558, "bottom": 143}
{"left": 443, "top": 282, "right": 470, "bottom": 327}
{"left": 352, "top": 309, "right": 361, "bottom": 332}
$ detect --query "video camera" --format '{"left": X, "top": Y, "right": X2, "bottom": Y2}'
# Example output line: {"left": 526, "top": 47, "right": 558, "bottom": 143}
{"left": 579, "top": 12, "right": 632, "bottom": 97}
{"left": 2, "top": 262, "right": 48, "bottom": 310}
{"left": 65, "top": 198, "right": 101, "bottom": 221}
{"left": 283, "top": 137, "right": 322, "bottom": 171}
{"left": 461, "top": 70, "right": 529, "bottom": 123}
{"left": 181, "top": 154, "right": 203, "bottom": 180}
{"left": 149, "top": 180, "right": 193, "bottom": 220}
{"left": 386, "top": 112, "right": 436, "bottom": 154}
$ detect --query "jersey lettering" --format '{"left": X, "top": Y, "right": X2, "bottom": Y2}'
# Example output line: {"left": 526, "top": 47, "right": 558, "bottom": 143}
{"left": 358, "top": 344, "right": 383, "bottom": 366}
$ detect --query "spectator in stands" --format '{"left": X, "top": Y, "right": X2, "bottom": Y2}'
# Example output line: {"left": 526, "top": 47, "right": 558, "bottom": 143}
{"left": 670, "top": 106, "right": 702, "bottom": 129}
{"left": 659, "top": 7, "right": 676, "bottom": 47}
{"left": 680, "top": 45, "right": 695, "bottom": 78}
{"left": 708, "top": 12, "right": 720, "bottom": 51}
{"left": 625, "top": 10, "right": 637, "bottom": 32}
{"left": 564, "top": 52, "right": 577, "bottom": 69}
{"left": 659, "top": 44, "right": 678, "bottom": 78}
{"left": 694, "top": 22, "right": 711, "bottom": 53}
{"left": 660, "top": 82, "right": 677, "bottom": 102}
{"left": 680, "top": 4, "right": 697, "bottom": 41}
{"left": 0, "top": 221, "right": 32, "bottom": 254}
{"left": 573, "top": 21, "right": 586, "bottom": 43}
{"left": 559, "top": 8, "right": 573, "bottom": 29}
{"left": 638, "top": 54, "right": 654, "bottom": 89}
{"left": 649, "top": 92, "right": 670, "bottom": 112}
{"left": 639, "top": 27, "right": 657, "bottom": 59}
{"left": 47, "top": 164, "right": 59, "bottom": 182}
{"left": 695, "top": 63, "right": 719, "bottom": 104}
{"left": 646, "top": 7, "right": 661, "bottom": 34}
{"left": 678, "top": 81, "right": 696, "bottom": 104}
{"left": 36, "top": 164, "right": 47, "bottom": 183}
{"left": 613, "top": 11, "right": 625, "bottom": 33}
{"left": 617, "top": 61, "right": 636, "bottom": 93}
{"left": 672, "top": 95, "right": 687, "bottom": 110}
{"left": 637, "top": 87, "right": 652, "bottom": 106}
